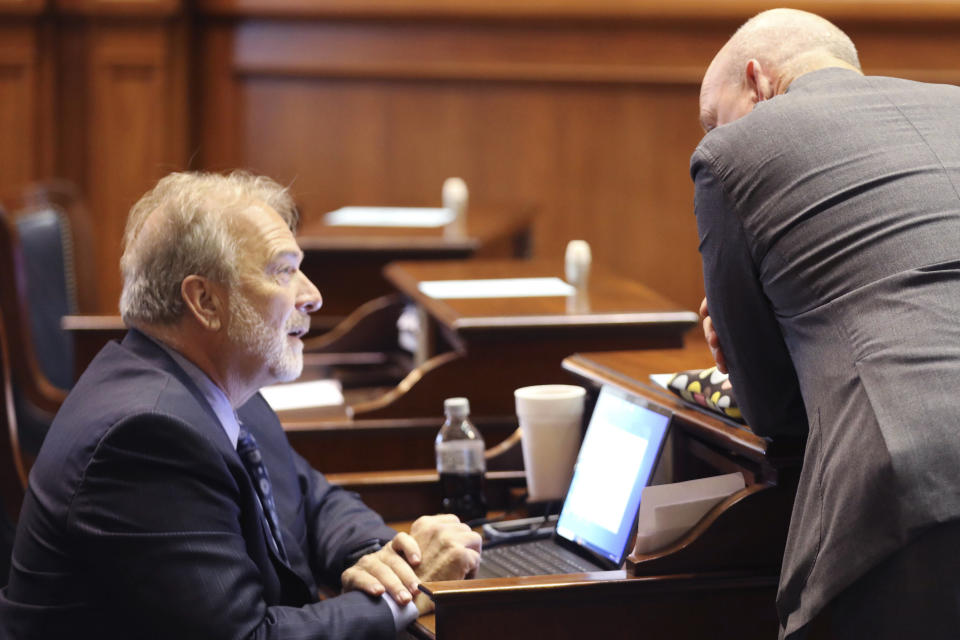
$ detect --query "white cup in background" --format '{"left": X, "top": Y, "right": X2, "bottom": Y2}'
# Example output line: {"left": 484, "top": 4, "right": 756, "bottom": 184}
{"left": 514, "top": 384, "right": 586, "bottom": 502}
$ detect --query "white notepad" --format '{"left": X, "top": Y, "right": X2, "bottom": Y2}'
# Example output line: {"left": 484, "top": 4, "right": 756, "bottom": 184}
{"left": 260, "top": 379, "right": 344, "bottom": 411}
{"left": 324, "top": 206, "right": 455, "bottom": 228}
{"left": 418, "top": 277, "right": 576, "bottom": 299}
{"left": 633, "top": 472, "right": 746, "bottom": 554}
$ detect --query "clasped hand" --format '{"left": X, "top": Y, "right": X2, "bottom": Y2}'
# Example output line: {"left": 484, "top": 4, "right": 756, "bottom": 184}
{"left": 341, "top": 514, "right": 482, "bottom": 614}
{"left": 700, "top": 297, "right": 728, "bottom": 373}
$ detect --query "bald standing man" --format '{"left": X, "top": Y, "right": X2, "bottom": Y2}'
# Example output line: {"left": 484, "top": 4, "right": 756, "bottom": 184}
{"left": 0, "top": 172, "right": 481, "bottom": 639}
{"left": 693, "top": 9, "right": 960, "bottom": 639}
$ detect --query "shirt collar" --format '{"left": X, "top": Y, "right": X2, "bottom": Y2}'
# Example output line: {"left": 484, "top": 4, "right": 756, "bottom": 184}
{"left": 147, "top": 334, "right": 241, "bottom": 449}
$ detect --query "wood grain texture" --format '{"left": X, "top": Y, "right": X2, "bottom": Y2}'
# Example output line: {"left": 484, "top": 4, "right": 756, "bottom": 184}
{"left": 4, "top": 1, "right": 960, "bottom": 317}
{"left": 82, "top": 21, "right": 188, "bottom": 310}
{"left": 0, "top": 0, "right": 45, "bottom": 16}
{"left": 384, "top": 259, "right": 696, "bottom": 330}
{"left": 296, "top": 205, "right": 534, "bottom": 320}
{"left": 195, "top": 0, "right": 960, "bottom": 21}
{"left": 0, "top": 24, "right": 40, "bottom": 203}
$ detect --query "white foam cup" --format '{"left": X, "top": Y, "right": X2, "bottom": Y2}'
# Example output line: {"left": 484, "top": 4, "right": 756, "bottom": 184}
{"left": 514, "top": 384, "right": 586, "bottom": 502}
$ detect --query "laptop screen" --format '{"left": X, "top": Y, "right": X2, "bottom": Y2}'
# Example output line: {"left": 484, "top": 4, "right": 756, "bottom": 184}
{"left": 554, "top": 385, "right": 671, "bottom": 565}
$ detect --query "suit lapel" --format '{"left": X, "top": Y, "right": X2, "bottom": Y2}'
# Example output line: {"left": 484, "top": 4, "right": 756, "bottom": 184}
{"left": 120, "top": 330, "right": 314, "bottom": 603}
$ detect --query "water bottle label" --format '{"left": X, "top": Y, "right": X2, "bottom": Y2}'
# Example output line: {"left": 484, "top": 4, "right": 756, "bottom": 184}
{"left": 436, "top": 440, "right": 486, "bottom": 473}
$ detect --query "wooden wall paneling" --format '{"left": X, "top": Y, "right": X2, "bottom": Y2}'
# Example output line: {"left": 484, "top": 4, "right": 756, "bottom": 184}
{"left": 0, "top": 22, "right": 41, "bottom": 203}
{"left": 842, "top": 21, "right": 960, "bottom": 85}
{"left": 196, "top": 0, "right": 960, "bottom": 22}
{"left": 196, "top": 20, "right": 243, "bottom": 171}
{"left": 34, "top": 15, "right": 58, "bottom": 184}
{"left": 55, "top": 0, "right": 181, "bottom": 17}
{"left": 81, "top": 19, "right": 189, "bottom": 311}
{"left": 56, "top": 17, "right": 92, "bottom": 202}
{"left": 213, "top": 18, "right": 728, "bottom": 312}
{"left": 200, "top": 5, "right": 960, "bottom": 318}
{"left": 0, "top": 0, "right": 46, "bottom": 16}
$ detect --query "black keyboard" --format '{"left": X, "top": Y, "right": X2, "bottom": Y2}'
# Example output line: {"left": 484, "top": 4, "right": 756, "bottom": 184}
{"left": 477, "top": 539, "right": 598, "bottom": 578}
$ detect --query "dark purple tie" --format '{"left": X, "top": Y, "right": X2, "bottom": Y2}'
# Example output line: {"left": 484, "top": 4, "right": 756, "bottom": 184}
{"left": 237, "top": 428, "right": 288, "bottom": 561}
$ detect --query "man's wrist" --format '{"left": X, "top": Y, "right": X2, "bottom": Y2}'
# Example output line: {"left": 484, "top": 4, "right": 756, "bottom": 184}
{"left": 342, "top": 539, "right": 383, "bottom": 570}
{"left": 382, "top": 593, "right": 420, "bottom": 631}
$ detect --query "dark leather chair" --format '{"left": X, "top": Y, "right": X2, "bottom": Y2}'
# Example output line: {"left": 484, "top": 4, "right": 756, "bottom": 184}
{"left": 0, "top": 205, "right": 69, "bottom": 459}
{"left": 14, "top": 206, "right": 78, "bottom": 391}
{"left": 0, "top": 314, "right": 29, "bottom": 587}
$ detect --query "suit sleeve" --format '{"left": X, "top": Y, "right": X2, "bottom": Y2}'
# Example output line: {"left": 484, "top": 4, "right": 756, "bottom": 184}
{"left": 292, "top": 450, "right": 398, "bottom": 587}
{"left": 69, "top": 414, "right": 395, "bottom": 640}
{"left": 692, "top": 150, "right": 808, "bottom": 437}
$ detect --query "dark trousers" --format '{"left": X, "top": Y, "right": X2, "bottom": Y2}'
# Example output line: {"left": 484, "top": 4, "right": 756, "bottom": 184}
{"left": 794, "top": 519, "right": 960, "bottom": 639}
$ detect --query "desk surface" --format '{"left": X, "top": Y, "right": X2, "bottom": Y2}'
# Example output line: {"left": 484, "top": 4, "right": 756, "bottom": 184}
{"left": 348, "top": 261, "right": 697, "bottom": 419}
{"left": 404, "top": 342, "right": 796, "bottom": 639}
{"left": 384, "top": 259, "right": 698, "bottom": 340}
{"left": 296, "top": 206, "right": 535, "bottom": 326}
{"left": 561, "top": 343, "right": 772, "bottom": 463}
{"left": 297, "top": 204, "right": 533, "bottom": 253}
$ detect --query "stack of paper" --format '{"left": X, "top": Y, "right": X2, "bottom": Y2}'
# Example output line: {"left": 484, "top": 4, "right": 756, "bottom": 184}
{"left": 633, "top": 472, "right": 746, "bottom": 554}
{"left": 418, "top": 277, "right": 575, "bottom": 299}
{"left": 324, "top": 206, "right": 454, "bottom": 228}
{"left": 261, "top": 379, "right": 345, "bottom": 419}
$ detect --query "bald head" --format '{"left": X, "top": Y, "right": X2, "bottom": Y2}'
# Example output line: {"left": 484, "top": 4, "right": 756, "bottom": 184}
{"left": 699, "top": 9, "right": 861, "bottom": 132}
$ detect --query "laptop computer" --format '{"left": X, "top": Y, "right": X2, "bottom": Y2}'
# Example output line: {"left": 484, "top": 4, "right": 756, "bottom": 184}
{"left": 476, "top": 384, "right": 671, "bottom": 578}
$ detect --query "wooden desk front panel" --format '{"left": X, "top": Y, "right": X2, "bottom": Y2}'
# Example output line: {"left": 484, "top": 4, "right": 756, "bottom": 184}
{"left": 421, "top": 571, "right": 779, "bottom": 640}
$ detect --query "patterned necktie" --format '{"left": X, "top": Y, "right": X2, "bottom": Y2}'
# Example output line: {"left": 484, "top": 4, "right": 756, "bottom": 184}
{"left": 236, "top": 428, "right": 288, "bottom": 561}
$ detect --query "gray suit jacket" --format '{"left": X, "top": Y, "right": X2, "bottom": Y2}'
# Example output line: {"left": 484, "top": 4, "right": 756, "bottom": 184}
{"left": 692, "top": 68, "right": 960, "bottom": 637}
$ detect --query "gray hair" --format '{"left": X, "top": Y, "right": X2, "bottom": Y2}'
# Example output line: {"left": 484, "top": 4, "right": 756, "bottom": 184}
{"left": 725, "top": 8, "right": 861, "bottom": 85}
{"left": 119, "top": 171, "right": 298, "bottom": 326}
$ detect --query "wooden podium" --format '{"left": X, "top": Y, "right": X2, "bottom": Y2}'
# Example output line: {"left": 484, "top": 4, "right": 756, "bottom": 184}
{"left": 409, "top": 340, "right": 803, "bottom": 639}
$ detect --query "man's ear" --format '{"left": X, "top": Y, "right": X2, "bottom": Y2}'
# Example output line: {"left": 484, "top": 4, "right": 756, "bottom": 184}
{"left": 181, "top": 275, "right": 224, "bottom": 331}
{"left": 744, "top": 59, "right": 776, "bottom": 103}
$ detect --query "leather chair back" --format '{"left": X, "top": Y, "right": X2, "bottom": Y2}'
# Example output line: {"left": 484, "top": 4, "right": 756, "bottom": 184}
{"left": 15, "top": 207, "right": 77, "bottom": 390}
{"left": 0, "top": 315, "right": 27, "bottom": 523}
{"left": 0, "top": 206, "right": 68, "bottom": 458}
{"left": 0, "top": 314, "right": 28, "bottom": 587}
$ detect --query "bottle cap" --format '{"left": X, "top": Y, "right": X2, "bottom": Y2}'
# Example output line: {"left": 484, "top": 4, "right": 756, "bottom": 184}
{"left": 565, "top": 239, "right": 592, "bottom": 288}
{"left": 442, "top": 177, "right": 468, "bottom": 213}
{"left": 444, "top": 397, "right": 470, "bottom": 417}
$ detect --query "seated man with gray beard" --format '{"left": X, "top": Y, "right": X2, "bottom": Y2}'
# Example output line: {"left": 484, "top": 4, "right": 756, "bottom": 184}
{"left": 0, "top": 171, "right": 481, "bottom": 639}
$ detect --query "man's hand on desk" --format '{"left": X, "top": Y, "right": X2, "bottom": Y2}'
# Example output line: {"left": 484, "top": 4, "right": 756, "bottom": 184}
{"left": 340, "top": 514, "right": 482, "bottom": 615}
{"left": 341, "top": 531, "right": 423, "bottom": 608}
{"left": 409, "top": 514, "right": 483, "bottom": 614}
{"left": 700, "top": 297, "right": 728, "bottom": 374}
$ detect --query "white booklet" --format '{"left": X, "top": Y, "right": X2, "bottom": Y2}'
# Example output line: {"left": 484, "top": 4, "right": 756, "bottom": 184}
{"left": 261, "top": 379, "right": 344, "bottom": 411}
{"left": 418, "top": 277, "right": 575, "bottom": 299}
{"left": 633, "top": 472, "right": 746, "bottom": 554}
{"left": 324, "top": 206, "right": 454, "bottom": 228}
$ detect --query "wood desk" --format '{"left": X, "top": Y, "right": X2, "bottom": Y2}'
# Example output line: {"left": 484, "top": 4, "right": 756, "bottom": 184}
{"left": 61, "top": 315, "right": 127, "bottom": 383}
{"left": 297, "top": 205, "right": 534, "bottom": 329}
{"left": 348, "top": 260, "right": 697, "bottom": 419}
{"left": 406, "top": 340, "right": 803, "bottom": 640}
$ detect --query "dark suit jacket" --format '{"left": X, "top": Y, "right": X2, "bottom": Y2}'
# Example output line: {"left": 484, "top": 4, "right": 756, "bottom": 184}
{"left": 0, "top": 329, "right": 400, "bottom": 639}
{"left": 692, "top": 68, "right": 960, "bottom": 637}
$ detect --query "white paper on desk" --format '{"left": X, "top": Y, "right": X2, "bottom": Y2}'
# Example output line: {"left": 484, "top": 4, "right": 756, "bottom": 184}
{"left": 260, "top": 379, "right": 344, "bottom": 411}
{"left": 633, "top": 472, "right": 746, "bottom": 554}
{"left": 649, "top": 373, "right": 673, "bottom": 389}
{"left": 418, "top": 277, "right": 576, "bottom": 299}
{"left": 324, "top": 206, "right": 455, "bottom": 228}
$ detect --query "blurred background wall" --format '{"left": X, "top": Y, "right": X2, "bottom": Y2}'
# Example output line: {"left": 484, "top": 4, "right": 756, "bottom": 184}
{"left": 2, "top": 0, "right": 958, "bottom": 314}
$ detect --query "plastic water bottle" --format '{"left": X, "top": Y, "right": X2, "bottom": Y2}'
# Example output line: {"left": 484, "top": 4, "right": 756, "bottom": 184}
{"left": 435, "top": 397, "right": 487, "bottom": 522}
